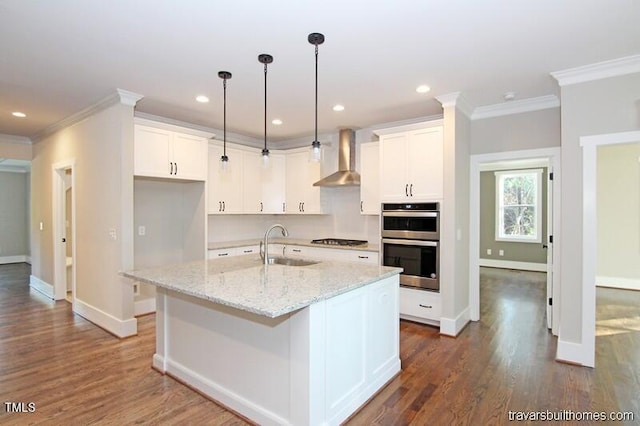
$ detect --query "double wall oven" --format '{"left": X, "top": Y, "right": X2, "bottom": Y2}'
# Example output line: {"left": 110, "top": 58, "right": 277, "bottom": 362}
{"left": 381, "top": 202, "right": 439, "bottom": 292}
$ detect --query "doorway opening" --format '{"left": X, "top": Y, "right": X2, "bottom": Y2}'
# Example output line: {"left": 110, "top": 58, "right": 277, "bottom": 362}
{"left": 580, "top": 131, "right": 640, "bottom": 368}
{"left": 470, "top": 147, "right": 561, "bottom": 335}
{"left": 52, "top": 160, "right": 76, "bottom": 304}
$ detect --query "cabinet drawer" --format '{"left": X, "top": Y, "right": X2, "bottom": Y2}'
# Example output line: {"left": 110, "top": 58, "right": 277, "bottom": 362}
{"left": 236, "top": 245, "right": 259, "bottom": 256}
{"left": 399, "top": 287, "right": 441, "bottom": 322}
{"left": 207, "top": 248, "right": 236, "bottom": 259}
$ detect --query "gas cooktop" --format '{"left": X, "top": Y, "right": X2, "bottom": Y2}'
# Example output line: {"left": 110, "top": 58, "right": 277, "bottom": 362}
{"left": 311, "top": 238, "right": 368, "bottom": 246}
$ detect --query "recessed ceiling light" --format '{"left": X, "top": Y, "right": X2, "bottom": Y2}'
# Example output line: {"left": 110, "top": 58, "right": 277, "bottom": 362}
{"left": 272, "top": 119, "right": 283, "bottom": 125}
{"left": 12, "top": 111, "right": 26, "bottom": 118}
{"left": 332, "top": 104, "right": 345, "bottom": 112}
{"left": 416, "top": 85, "right": 431, "bottom": 94}
{"left": 196, "top": 95, "right": 210, "bottom": 103}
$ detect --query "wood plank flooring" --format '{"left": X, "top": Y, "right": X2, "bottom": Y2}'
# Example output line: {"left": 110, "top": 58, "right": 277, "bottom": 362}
{"left": 1, "top": 264, "right": 638, "bottom": 425}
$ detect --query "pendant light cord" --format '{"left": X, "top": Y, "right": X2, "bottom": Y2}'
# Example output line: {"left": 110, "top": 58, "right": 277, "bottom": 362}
{"left": 223, "top": 77, "right": 227, "bottom": 157}
{"left": 314, "top": 44, "right": 318, "bottom": 144}
{"left": 264, "top": 62, "right": 268, "bottom": 153}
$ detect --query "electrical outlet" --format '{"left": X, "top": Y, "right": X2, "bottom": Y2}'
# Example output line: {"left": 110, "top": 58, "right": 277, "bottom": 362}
{"left": 499, "top": 249, "right": 504, "bottom": 256}
{"left": 487, "top": 249, "right": 492, "bottom": 255}
{"left": 133, "top": 283, "right": 140, "bottom": 296}
{"left": 109, "top": 228, "right": 117, "bottom": 241}
{"left": 138, "top": 226, "right": 146, "bottom": 236}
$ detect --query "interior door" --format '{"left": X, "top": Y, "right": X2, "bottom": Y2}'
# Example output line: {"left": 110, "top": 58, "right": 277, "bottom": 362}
{"left": 546, "top": 168, "right": 554, "bottom": 329}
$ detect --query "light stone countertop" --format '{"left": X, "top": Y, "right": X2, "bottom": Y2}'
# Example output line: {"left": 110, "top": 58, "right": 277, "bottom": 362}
{"left": 207, "top": 238, "right": 380, "bottom": 252}
{"left": 122, "top": 254, "right": 400, "bottom": 318}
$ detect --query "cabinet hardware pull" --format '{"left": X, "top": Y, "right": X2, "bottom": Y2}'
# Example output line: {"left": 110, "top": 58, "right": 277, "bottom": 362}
{"left": 302, "top": 202, "right": 305, "bottom": 212}
{"left": 292, "top": 249, "right": 301, "bottom": 253}
{"left": 218, "top": 253, "right": 229, "bottom": 257}
{"left": 282, "top": 202, "right": 285, "bottom": 212}
{"left": 360, "top": 201, "right": 363, "bottom": 212}
{"left": 419, "top": 304, "right": 432, "bottom": 309}
{"left": 243, "top": 250, "right": 253, "bottom": 253}
{"left": 405, "top": 184, "right": 408, "bottom": 197}
{"left": 169, "top": 162, "right": 174, "bottom": 175}
{"left": 222, "top": 201, "right": 226, "bottom": 212}
{"left": 358, "top": 255, "right": 369, "bottom": 259}
{"left": 219, "top": 201, "right": 222, "bottom": 212}
{"left": 299, "top": 202, "right": 302, "bottom": 212}
{"left": 410, "top": 183, "right": 413, "bottom": 197}
{"left": 260, "top": 202, "right": 263, "bottom": 212}
{"left": 175, "top": 162, "right": 178, "bottom": 175}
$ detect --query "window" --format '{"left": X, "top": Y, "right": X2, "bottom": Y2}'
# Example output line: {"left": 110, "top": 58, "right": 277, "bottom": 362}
{"left": 495, "top": 169, "right": 542, "bottom": 243}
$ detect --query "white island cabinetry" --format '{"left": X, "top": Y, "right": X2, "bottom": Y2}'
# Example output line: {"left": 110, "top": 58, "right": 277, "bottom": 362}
{"left": 124, "top": 257, "right": 401, "bottom": 426}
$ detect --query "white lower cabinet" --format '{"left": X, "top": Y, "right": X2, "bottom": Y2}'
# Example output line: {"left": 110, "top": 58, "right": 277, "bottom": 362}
{"left": 207, "top": 245, "right": 259, "bottom": 259}
{"left": 399, "top": 286, "right": 441, "bottom": 324}
{"left": 284, "top": 245, "right": 378, "bottom": 264}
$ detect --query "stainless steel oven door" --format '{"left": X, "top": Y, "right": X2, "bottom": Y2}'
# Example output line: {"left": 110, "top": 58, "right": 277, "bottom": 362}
{"left": 381, "top": 238, "right": 439, "bottom": 292}
{"left": 381, "top": 211, "right": 439, "bottom": 240}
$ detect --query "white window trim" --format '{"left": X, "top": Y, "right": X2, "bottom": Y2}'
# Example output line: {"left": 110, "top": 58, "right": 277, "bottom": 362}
{"left": 494, "top": 168, "right": 543, "bottom": 243}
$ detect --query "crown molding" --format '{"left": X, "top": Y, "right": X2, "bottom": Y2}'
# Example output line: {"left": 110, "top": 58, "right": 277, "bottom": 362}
{"left": 0, "top": 134, "right": 32, "bottom": 145}
{"left": 32, "top": 89, "right": 143, "bottom": 143}
{"left": 471, "top": 95, "right": 560, "bottom": 120}
{"left": 551, "top": 54, "right": 640, "bottom": 86}
{"left": 435, "top": 92, "right": 473, "bottom": 118}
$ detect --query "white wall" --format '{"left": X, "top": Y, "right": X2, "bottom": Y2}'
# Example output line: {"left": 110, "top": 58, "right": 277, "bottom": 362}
{"left": 0, "top": 135, "right": 32, "bottom": 160}
{"left": 596, "top": 142, "right": 640, "bottom": 288}
{"left": 31, "top": 97, "right": 137, "bottom": 335}
{"left": 559, "top": 71, "right": 640, "bottom": 346}
{"left": 0, "top": 171, "right": 30, "bottom": 259}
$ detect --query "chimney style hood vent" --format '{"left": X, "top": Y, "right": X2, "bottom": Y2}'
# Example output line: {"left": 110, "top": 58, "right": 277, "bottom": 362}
{"left": 313, "top": 129, "right": 361, "bottom": 187}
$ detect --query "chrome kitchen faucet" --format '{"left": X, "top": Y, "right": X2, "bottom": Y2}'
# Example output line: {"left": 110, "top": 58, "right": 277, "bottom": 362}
{"left": 261, "top": 224, "right": 288, "bottom": 265}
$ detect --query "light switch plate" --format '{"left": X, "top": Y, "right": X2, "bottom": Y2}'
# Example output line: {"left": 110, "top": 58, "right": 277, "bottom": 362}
{"left": 138, "top": 226, "right": 146, "bottom": 236}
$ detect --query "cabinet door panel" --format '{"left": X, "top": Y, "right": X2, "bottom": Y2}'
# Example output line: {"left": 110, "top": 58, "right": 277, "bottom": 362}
{"left": 172, "top": 133, "right": 208, "bottom": 181}
{"left": 261, "top": 153, "right": 286, "bottom": 214}
{"left": 134, "top": 126, "right": 172, "bottom": 178}
{"left": 379, "top": 134, "right": 408, "bottom": 201}
{"left": 407, "top": 127, "right": 443, "bottom": 200}
{"left": 360, "top": 142, "right": 380, "bottom": 214}
{"left": 208, "top": 145, "right": 244, "bottom": 214}
{"left": 242, "top": 151, "right": 263, "bottom": 214}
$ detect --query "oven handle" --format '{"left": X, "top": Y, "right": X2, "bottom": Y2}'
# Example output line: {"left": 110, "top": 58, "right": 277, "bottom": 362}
{"left": 382, "top": 238, "right": 438, "bottom": 247}
{"left": 382, "top": 212, "right": 438, "bottom": 218}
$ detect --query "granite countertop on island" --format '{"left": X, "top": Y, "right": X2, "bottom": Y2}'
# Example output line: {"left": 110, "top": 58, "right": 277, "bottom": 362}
{"left": 207, "top": 238, "right": 380, "bottom": 252}
{"left": 123, "top": 255, "right": 400, "bottom": 318}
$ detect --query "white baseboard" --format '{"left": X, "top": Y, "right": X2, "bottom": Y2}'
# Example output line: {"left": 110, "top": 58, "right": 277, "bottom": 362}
{"left": 556, "top": 339, "right": 594, "bottom": 368}
{"left": 596, "top": 275, "right": 640, "bottom": 291}
{"left": 134, "top": 297, "right": 156, "bottom": 316}
{"left": 440, "top": 307, "right": 470, "bottom": 337}
{"left": 479, "top": 258, "right": 547, "bottom": 272}
{"left": 0, "top": 255, "right": 29, "bottom": 265}
{"left": 73, "top": 298, "right": 137, "bottom": 338}
{"left": 29, "top": 275, "right": 54, "bottom": 299}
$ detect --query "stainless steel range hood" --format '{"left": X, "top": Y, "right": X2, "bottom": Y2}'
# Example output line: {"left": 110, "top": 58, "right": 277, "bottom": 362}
{"left": 313, "top": 129, "right": 361, "bottom": 186}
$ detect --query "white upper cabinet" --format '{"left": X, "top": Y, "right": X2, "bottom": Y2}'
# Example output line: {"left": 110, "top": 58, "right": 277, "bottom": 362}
{"left": 243, "top": 151, "right": 286, "bottom": 214}
{"left": 285, "top": 150, "right": 325, "bottom": 214}
{"left": 134, "top": 124, "right": 207, "bottom": 181}
{"left": 360, "top": 142, "right": 380, "bottom": 215}
{"left": 208, "top": 144, "right": 244, "bottom": 214}
{"left": 379, "top": 125, "right": 443, "bottom": 202}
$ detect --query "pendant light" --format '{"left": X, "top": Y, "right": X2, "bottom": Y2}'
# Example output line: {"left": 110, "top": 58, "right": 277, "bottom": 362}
{"left": 258, "top": 53, "right": 273, "bottom": 166}
{"left": 308, "top": 32, "right": 325, "bottom": 162}
{"left": 218, "top": 70, "right": 232, "bottom": 170}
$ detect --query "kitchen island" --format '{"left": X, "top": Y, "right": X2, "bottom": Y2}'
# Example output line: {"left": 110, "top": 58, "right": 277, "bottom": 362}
{"left": 123, "top": 254, "right": 402, "bottom": 426}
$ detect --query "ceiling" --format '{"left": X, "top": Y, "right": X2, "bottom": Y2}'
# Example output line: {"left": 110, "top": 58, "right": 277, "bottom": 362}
{"left": 1, "top": 0, "right": 639, "bottom": 144}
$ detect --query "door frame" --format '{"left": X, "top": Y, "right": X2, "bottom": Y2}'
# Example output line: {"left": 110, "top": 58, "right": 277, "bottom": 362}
{"left": 469, "top": 147, "right": 561, "bottom": 335}
{"left": 52, "top": 159, "right": 76, "bottom": 302}
{"left": 579, "top": 130, "right": 640, "bottom": 368}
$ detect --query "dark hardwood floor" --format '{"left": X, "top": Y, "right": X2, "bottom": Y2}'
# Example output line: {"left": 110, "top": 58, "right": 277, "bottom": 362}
{"left": 1, "top": 264, "right": 638, "bottom": 425}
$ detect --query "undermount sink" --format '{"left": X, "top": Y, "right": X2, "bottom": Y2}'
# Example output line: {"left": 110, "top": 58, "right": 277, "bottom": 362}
{"left": 267, "top": 257, "right": 318, "bottom": 267}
